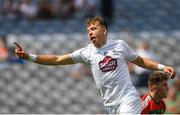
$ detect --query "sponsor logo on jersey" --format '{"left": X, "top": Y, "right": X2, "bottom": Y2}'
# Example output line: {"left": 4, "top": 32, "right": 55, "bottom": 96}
{"left": 99, "top": 56, "right": 117, "bottom": 72}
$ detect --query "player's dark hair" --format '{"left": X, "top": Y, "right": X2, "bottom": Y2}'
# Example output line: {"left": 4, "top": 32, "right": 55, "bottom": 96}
{"left": 148, "top": 71, "right": 169, "bottom": 85}
{"left": 86, "top": 16, "right": 108, "bottom": 30}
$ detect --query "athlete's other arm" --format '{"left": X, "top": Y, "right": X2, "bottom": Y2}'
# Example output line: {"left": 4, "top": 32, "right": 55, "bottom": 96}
{"left": 131, "top": 56, "right": 176, "bottom": 79}
{"left": 14, "top": 42, "right": 75, "bottom": 65}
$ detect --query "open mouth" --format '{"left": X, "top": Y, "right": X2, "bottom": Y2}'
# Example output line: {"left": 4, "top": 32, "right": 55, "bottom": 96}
{"left": 90, "top": 36, "right": 96, "bottom": 43}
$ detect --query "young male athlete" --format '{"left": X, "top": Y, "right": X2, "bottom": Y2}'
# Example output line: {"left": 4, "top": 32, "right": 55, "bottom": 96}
{"left": 141, "top": 71, "right": 170, "bottom": 114}
{"left": 14, "top": 16, "right": 176, "bottom": 114}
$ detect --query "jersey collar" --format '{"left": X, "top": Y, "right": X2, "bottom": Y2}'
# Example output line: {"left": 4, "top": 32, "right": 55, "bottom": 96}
{"left": 149, "top": 93, "right": 160, "bottom": 105}
{"left": 97, "top": 38, "right": 111, "bottom": 50}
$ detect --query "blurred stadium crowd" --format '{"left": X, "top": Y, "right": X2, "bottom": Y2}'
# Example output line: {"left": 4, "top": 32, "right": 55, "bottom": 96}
{"left": 0, "top": 0, "right": 114, "bottom": 22}
{"left": 0, "top": 0, "right": 180, "bottom": 114}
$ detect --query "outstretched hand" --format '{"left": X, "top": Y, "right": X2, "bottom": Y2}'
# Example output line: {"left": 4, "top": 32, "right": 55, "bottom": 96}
{"left": 14, "top": 42, "right": 29, "bottom": 60}
{"left": 164, "top": 66, "right": 176, "bottom": 79}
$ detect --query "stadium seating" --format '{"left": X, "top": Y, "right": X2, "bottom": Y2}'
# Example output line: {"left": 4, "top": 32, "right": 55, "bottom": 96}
{"left": 0, "top": 33, "right": 179, "bottom": 113}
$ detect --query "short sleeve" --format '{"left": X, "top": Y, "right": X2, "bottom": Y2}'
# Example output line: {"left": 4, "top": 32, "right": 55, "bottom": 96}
{"left": 141, "top": 104, "right": 150, "bottom": 114}
{"left": 70, "top": 47, "right": 89, "bottom": 64}
{"left": 121, "top": 40, "right": 138, "bottom": 61}
{"left": 141, "top": 93, "right": 151, "bottom": 114}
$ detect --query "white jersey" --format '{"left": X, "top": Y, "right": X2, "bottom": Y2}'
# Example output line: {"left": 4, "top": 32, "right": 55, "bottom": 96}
{"left": 70, "top": 39, "right": 140, "bottom": 106}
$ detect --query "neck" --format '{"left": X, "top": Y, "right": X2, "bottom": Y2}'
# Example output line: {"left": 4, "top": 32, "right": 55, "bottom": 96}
{"left": 96, "top": 37, "right": 107, "bottom": 48}
{"left": 149, "top": 92, "right": 161, "bottom": 103}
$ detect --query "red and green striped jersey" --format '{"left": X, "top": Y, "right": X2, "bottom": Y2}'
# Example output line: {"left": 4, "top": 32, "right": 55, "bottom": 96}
{"left": 141, "top": 93, "right": 166, "bottom": 114}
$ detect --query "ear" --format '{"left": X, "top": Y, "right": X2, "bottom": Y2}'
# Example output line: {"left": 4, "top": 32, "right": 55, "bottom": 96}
{"left": 150, "top": 84, "right": 157, "bottom": 91}
{"left": 104, "top": 28, "right": 107, "bottom": 35}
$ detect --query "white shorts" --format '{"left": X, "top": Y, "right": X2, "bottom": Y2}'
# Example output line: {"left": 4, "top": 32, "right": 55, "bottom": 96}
{"left": 105, "top": 98, "right": 142, "bottom": 114}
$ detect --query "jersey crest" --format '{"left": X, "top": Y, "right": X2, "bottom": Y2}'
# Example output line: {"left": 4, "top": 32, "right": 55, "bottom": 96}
{"left": 99, "top": 56, "right": 117, "bottom": 72}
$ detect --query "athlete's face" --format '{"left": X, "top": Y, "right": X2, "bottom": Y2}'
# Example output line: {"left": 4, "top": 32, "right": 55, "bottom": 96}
{"left": 156, "top": 80, "right": 169, "bottom": 98}
{"left": 87, "top": 21, "right": 107, "bottom": 48}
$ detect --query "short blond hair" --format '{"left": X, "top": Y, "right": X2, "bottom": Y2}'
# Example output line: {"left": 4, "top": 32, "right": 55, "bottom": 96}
{"left": 86, "top": 16, "right": 108, "bottom": 30}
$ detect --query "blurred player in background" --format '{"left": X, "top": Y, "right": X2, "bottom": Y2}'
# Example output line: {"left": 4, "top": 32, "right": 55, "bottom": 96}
{"left": 141, "top": 71, "right": 169, "bottom": 114}
{"left": 14, "top": 16, "right": 176, "bottom": 114}
{"left": 165, "top": 78, "right": 180, "bottom": 114}
{"left": 134, "top": 40, "right": 159, "bottom": 88}
{"left": 0, "top": 34, "right": 9, "bottom": 63}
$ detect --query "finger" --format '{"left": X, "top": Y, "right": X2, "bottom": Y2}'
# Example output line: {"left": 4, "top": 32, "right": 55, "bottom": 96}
{"left": 168, "top": 68, "right": 176, "bottom": 79}
{"left": 14, "top": 42, "right": 23, "bottom": 50}
{"left": 171, "top": 70, "right": 176, "bottom": 79}
{"left": 15, "top": 49, "right": 22, "bottom": 54}
{"left": 164, "top": 69, "right": 171, "bottom": 75}
{"left": 169, "top": 72, "right": 174, "bottom": 79}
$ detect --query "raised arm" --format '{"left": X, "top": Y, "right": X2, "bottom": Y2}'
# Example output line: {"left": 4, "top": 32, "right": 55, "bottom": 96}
{"left": 14, "top": 42, "right": 75, "bottom": 65}
{"left": 131, "top": 56, "right": 176, "bottom": 79}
